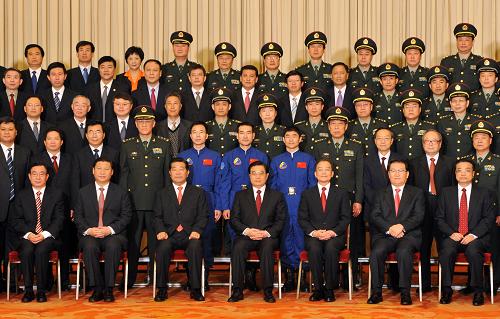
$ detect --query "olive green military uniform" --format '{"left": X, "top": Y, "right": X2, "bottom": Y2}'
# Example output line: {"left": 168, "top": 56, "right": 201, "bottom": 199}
{"left": 206, "top": 119, "right": 240, "bottom": 156}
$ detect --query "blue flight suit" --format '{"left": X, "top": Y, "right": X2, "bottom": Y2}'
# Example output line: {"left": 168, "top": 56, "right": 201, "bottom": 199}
{"left": 219, "top": 146, "right": 269, "bottom": 241}
{"left": 270, "top": 151, "right": 316, "bottom": 268}
{"left": 178, "top": 147, "right": 223, "bottom": 267}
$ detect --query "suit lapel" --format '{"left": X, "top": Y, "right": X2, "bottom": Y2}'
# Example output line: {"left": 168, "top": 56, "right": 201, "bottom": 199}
{"left": 169, "top": 184, "right": 180, "bottom": 210}
{"left": 103, "top": 184, "right": 113, "bottom": 210}
{"left": 398, "top": 186, "right": 411, "bottom": 217}
{"left": 468, "top": 187, "right": 479, "bottom": 224}
{"left": 385, "top": 187, "right": 396, "bottom": 217}
{"left": 247, "top": 189, "right": 258, "bottom": 217}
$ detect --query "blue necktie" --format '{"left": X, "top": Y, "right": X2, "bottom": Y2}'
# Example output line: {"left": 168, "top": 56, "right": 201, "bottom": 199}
{"left": 83, "top": 68, "right": 89, "bottom": 84}
{"left": 31, "top": 71, "right": 37, "bottom": 93}
{"left": 54, "top": 92, "right": 61, "bottom": 112}
{"left": 7, "top": 148, "right": 14, "bottom": 201}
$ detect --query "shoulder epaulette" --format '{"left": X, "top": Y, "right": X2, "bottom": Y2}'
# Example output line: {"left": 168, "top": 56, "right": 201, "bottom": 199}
{"left": 123, "top": 137, "right": 136, "bottom": 142}
{"left": 314, "top": 138, "right": 326, "bottom": 144}
{"left": 459, "top": 154, "right": 473, "bottom": 160}
{"left": 438, "top": 114, "right": 453, "bottom": 120}
{"left": 350, "top": 139, "right": 362, "bottom": 144}
{"left": 422, "top": 120, "right": 436, "bottom": 125}
{"left": 157, "top": 136, "right": 170, "bottom": 142}
{"left": 295, "top": 120, "right": 306, "bottom": 125}
{"left": 389, "top": 122, "right": 403, "bottom": 128}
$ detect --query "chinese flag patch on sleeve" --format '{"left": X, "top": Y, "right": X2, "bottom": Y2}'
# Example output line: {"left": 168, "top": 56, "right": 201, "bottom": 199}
{"left": 297, "top": 162, "right": 307, "bottom": 168}
{"left": 203, "top": 159, "right": 213, "bottom": 166}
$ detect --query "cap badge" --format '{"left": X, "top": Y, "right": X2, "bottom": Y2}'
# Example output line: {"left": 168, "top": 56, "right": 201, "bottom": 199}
{"left": 484, "top": 59, "right": 490, "bottom": 66}
{"left": 385, "top": 64, "right": 391, "bottom": 70}
{"left": 455, "top": 84, "right": 461, "bottom": 90}
{"left": 269, "top": 43, "right": 274, "bottom": 49}
{"left": 178, "top": 31, "right": 184, "bottom": 37}
{"left": 360, "top": 89, "right": 365, "bottom": 95}
{"left": 335, "top": 108, "right": 341, "bottom": 114}
{"left": 221, "top": 43, "right": 227, "bottom": 49}
{"left": 141, "top": 106, "right": 147, "bottom": 113}
{"left": 310, "top": 88, "right": 316, "bottom": 95}
{"left": 410, "top": 38, "right": 416, "bottom": 44}
{"left": 409, "top": 91, "right": 415, "bottom": 97}
{"left": 263, "top": 95, "right": 269, "bottom": 101}
{"left": 478, "top": 122, "right": 484, "bottom": 128}
{"left": 434, "top": 67, "right": 440, "bottom": 72}
{"left": 462, "top": 24, "right": 468, "bottom": 30}
{"left": 218, "top": 89, "right": 224, "bottom": 95}
{"left": 314, "top": 33, "right": 319, "bottom": 39}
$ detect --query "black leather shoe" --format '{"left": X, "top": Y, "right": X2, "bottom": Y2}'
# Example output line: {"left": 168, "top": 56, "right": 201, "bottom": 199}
{"left": 154, "top": 288, "right": 168, "bottom": 302}
{"left": 89, "top": 290, "right": 104, "bottom": 302}
{"left": 21, "top": 290, "right": 35, "bottom": 303}
{"left": 190, "top": 289, "right": 205, "bottom": 301}
{"left": 460, "top": 286, "right": 473, "bottom": 295}
{"left": 263, "top": 289, "right": 276, "bottom": 303}
{"left": 367, "top": 292, "right": 383, "bottom": 304}
{"left": 103, "top": 288, "right": 115, "bottom": 302}
{"left": 439, "top": 290, "right": 452, "bottom": 304}
{"left": 36, "top": 291, "right": 47, "bottom": 303}
{"left": 400, "top": 292, "right": 412, "bottom": 305}
{"left": 309, "top": 290, "right": 323, "bottom": 301}
{"left": 472, "top": 292, "right": 484, "bottom": 306}
{"left": 227, "top": 289, "right": 244, "bottom": 302}
{"left": 324, "top": 289, "right": 335, "bottom": 302}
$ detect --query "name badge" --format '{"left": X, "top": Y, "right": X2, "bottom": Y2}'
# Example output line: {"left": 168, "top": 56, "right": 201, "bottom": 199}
{"left": 228, "top": 132, "right": 238, "bottom": 136}
{"left": 288, "top": 187, "right": 296, "bottom": 195}
{"left": 153, "top": 148, "right": 163, "bottom": 154}
{"left": 319, "top": 133, "right": 329, "bottom": 138}
{"left": 419, "top": 77, "right": 427, "bottom": 81}
{"left": 186, "top": 158, "right": 193, "bottom": 165}
{"left": 344, "top": 150, "right": 354, "bottom": 157}
{"left": 470, "top": 65, "right": 476, "bottom": 70}
{"left": 279, "top": 82, "right": 287, "bottom": 87}
{"left": 323, "top": 73, "right": 331, "bottom": 79}
{"left": 417, "top": 130, "right": 426, "bottom": 136}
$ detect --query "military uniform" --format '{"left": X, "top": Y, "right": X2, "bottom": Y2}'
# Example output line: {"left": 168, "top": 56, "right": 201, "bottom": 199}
{"left": 295, "top": 32, "right": 333, "bottom": 92}
{"left": 422, "top": 66, "right": 453, "bottom": 122}
{"left": 391, "top": 120, "right": 435, "bottom": 159}
{"left": 253, "top": 124, "right": 286, "bottom": 160}
{"left": 398, "top": 37, "right": 429, "bottom": 97}
{"left": 296, "top": 119, "right": 329, "bottom": 154}
{"left": 206, "top": 42, "right": 241, "bottom": 92}
{"left": 348, "top": 117, "right": 387, "bottom": 157}
{"left": 440, "top": 23, "right": 482, "bottom": 91}
{"left": 119, "top": 106, "right": 172, "bottom": 287}
{"left": 162, "top": 31, "right": 195, "bottom": 92}
{"left": 257, "top": 42, "right": 288, "bottom": 98}
{"left": 469, "top": 58, "right": 500, "bottom": 118}
{"left": 373, "top": 63, "right": 403, "bottom": 126}
{"left": 486, "top": 112, "right": 500, "bottom": 154}
{"left": 348, "top": 38, "right": 381, "bottom": 94}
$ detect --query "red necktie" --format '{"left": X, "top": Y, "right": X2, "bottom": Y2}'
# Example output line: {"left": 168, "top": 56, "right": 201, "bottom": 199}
{"left": 52, "top": 156, "right": 59, "bottom": 174}
{"left": 151, "top": 88, "right": 157, "bottom": 110}
{"left": 429, "top": 158, "right": 437, "bottom": 195}
{"left": 177, "top": 186, "right": 184, "bottom": 232}
{"left": 394, "top": 188, "right": 401, "bottom": 216}
{"left": 256, "top": 189, "right": 262, "bottom": 216}
{"left": 98, "top": 187, "right": 105, "bottom": 227}
{"left": 244, "top": 92, "right": 251, "bottom": 113}
{"left": 9, "top": 94, "right": 15, "bottom": 117}
{"left": 458, "top": 188, "right": 468, "bottom": 235}
{"left": 35, "top": 191, "right": 43, "bottom": 234}
{"left": 321, "top": 187, "right": 327, "bottom": 213}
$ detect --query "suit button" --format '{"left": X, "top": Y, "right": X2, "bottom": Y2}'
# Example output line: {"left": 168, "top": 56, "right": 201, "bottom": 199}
{"left": 336, "top": 158, "right": 339, "bottom": 161}
{"left": 266, "top": 142, "right": 269, "bottom": 145}
{"left": 460, "top": 72, "right": 464, "bottom": 75}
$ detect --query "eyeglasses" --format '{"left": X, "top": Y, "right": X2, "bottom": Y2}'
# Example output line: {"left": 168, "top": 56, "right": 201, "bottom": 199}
{"left": 250, "top": 171, "right": 266, "bottom": 176}
{"left": 423, "top": 139, "right": 441, "bottom": 144}
{"left": 388, "top": 169, "right": 407, "bottom": 174}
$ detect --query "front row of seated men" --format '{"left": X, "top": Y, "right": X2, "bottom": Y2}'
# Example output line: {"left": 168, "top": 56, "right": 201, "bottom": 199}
{"left": 9, "top": 147, "right": 495, "bottom": 306}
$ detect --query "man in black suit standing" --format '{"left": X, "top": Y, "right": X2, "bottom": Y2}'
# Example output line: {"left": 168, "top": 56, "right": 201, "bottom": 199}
{"left": 228, "top": 161, "right": 287, "bottom": 303}
{"left": 132, "top": 59, "right": 170, "bottom": 122}
{"left": 16, "top": 96, "right": 52, "bottom": 155}
{"left": 9, "top": 162, "right": 64, "bottom": 302}
{"left": 154, "top": 158, "right": 208, "bottom": 302}
{"left": 182, "top": 64, "right": 214, "bottom": 122}
{"left": 436, "top": 158, "right": 495, "bottom": 306}
{"left": 74, "top": 158, "right": 132, "bottom": 302}
{"left": 104, "top": 93, "right": 138, "bottom": 151}
{"left": 1, "top": 68, "right": 29, "bottom": 122}
{"left": 0, "top": 117, "right": 31, "bottom": 291}
{"left": 409, "top": 129, "right": 455, "bottom": 292}
{"left": 230, "top": 65, "right": 261, "bottom": 126}
{"left": 156, "top": 91, "right": 192, "bottom": 156}
{"left": 20, "top": 44, "right": 51, "bottom": 95}
{"left": 41, "top": 62, "right": 78, "bottom": 125}
{"left": 278, "top": 70, "right": 308, "bottom": 128}
{"left": 85, "top": 56, "right": 131, "bottom": 123}
{"left": 59, "top": 95, "right": 91, "bottom": 155}
{"left": 330, "top": 62, "right": 354, "bottom": 117}
{"left": 298, "top": 159, "right": 351, "bottom": 302}
{"left": 367, "top": 159, "right": 425, "bottom": 305}
{"left": 66, "top": 41, "right": 100, "bottom": 94}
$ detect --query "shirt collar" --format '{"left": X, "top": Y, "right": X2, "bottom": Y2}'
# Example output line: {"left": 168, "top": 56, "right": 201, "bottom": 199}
{"left": 318, "top": 183, "right": 330, "bottom": 193}
{"left": 1, "top": 143, "right": 14, "bottom": 154}
{"left": 100, "top": 80, "right": 113, "bottom": 90}
{"left": 173, "top": 182, "right": 188, "bottom": 191}
{"left": 95, "top": 182, "right": 110, "bottom": 192}
{"left": 90, "top": 144, "right": 104, "bottom": 153}
{"left": 289, "top": 92, "right": 302, "bottom": 100}
{"left": 192, "top": 87, "right": 204, "bottom": 95}
{"left": 32, "top": 186, "right": 46, "bottom": 195}
{"left": 378, "top": 151, "right": 391, "bottom": 160}
{"left": 392, "top": 184, "right": 405, "bottom": 193}
{"left": 47, "top": 151, "right": 61, "bottom": 159}
{"left": 52, "top": 86, "right": 65, "bottom": 95}
{"left": 253, "top": 185, "right": 266, "bottom": 195}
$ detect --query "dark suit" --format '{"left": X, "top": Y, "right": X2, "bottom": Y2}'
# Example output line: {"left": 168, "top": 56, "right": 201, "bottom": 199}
{"left": 181, "top": 89, "right": 214, "bottom": 123}
{"left": 230, "top": 188, "right": 286, "bottom": 290}
{"left": 10, "top": 187, "right": 64, "bottom": 292}
{"left": 327, "top": 87, "right": 355, "bottom": 119}
{"left": 277, "top": 94, "right": 308, "bottom": 128}
{"left": 155, "top": 119, "right": 192, "bottom": 156}
{"left": 20, "top": 69, "right": 51, "bottom": 95}
{"left": 131, "top": 83, "right": 170, "bottom": 122}
{"left": 0, "top": 91, "right": 29, "bottom": 122}
{"left": 298, "top": 186, "right": 351, "bottom": 290}
{"left": 369, "top": 185, "right": 425, "bottom": 293}
{"left": 74, "top": 183, "right": 132, "bottom": 290}
{"left": 154, "top": 184, "right": 209, "bottom": 289}
{"left": 229, "top": 90, "right": 260, "bottom": 126}
{"left": 59, "top": 118, "right": 88, "bottom": 155}
{"left": 409, "top": 154, "right": 455, "bottom": 288}
{"left": 40, "top": 87, "right": 78, "bottom": 125}
{"left": 436, "top": 186, "right": 495, "bottom": 292}
{"left": 15, "top": 119, "right": 52, "bottom": 155}
{"left": 65, "top": 66, "right": 100, "bottom": 94}
{"left": 84, "top": 79, "right": 131, "bottom": 122}
{"left": 104, "top": 117, "right": 138, "bottom": 151}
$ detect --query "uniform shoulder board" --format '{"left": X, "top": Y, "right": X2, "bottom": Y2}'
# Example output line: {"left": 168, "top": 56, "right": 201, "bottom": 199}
{"left": 123, "top": 137, "right": 136, "bottom": 142}
{"left": 389, "top": 122, "right": 402, "bottom": 128}
{"left": 459, "top": 154, "right": 473, "bottom": 160}
{"left": 295, "top": 120, "right": 306, "bottom": 125}
{"left": 350, "top": 139, "right": 362, "bottom": 144}
{"left": 470, "top": 114, "right": 482, "bottom": 119}
{"left": 423, "top": 120, "right": 435, "bottom": 125}
{"left": 157, "top": 136, "right": 170, "bottom": 142}
{"left": 485, "top": 112, "right": 499, "bottom": 119}
{"left": 438, "top": 114, "right": 452, "bottom": 120}
{"left": 207, "top": 120, "right": 215, "bottom": 125}
{"left": 232, "top": 119, "right": 241, "bottom": 124}
{"left": 314, "top": 138, "right": 326, "bottom": 144}
{"left": 377, "top": 118, "right": 387, "bottom": 123}
{"left": 278, "top": 125, "right": 286, "bottom": 130}
{"left": 492, "top": 153, "right": 500, "bottom": 159}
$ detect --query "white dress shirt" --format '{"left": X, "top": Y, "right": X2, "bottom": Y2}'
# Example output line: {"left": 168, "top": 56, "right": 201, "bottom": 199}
{"left": 89, "top": 144, "right": 104, "bottom": 157}
{"left": 100, "top": 80, "right": 113, "bottom": 96}
{"left": 46, "top": 151, "right": 61, "bottom": 166}
{"left": 378, "top": 151, "right": 391, "bottom": 170}
{"left": 241, "top": 87, "right": 255, "bottom": 102}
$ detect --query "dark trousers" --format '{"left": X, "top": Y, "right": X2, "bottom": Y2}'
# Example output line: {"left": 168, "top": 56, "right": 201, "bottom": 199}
{"left": 127, "top": 210, "right": 156, "bottom": 286}
{"left": 439, "top": 237, "right": 486, "bottom": 293}
{"left": 492, "top": 223, "right": 500, "bottom": 286}
{"left": 231, "top": 236, "right": 278, "bottom": 290}
{"left": 369, "top": 236, "right": 419, "bottom": 293}
{"left": 419, "top": 194, "right": 438, "bottom": 288}
{"left": 155, "top": 231, "right": 203, "bottom": 289}
{"left": 19, "top": 237, "right": 56, "bottom": 292}
{"left": 80, "top": 235, "right": 126, "bottom": 289}
{"left": 59, "top": 216, "right": 78, "bottom": 285}
{"left": 305, "top": 235, "right": 345, "bottom": 290}
{"left": 346, "top": 199, "right": 364, "bottom": 284}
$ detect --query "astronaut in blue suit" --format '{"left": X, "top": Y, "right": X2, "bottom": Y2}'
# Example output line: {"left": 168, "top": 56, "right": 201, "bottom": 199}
{"left": 270, "top": 126, "right": 316, "bottom": 292}
{"left": 178, "top": 121, "right": 223, "bottom": 290}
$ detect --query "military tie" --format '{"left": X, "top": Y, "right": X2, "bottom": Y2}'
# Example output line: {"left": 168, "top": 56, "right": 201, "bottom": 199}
{"left": 265, "top": 128, "right": 270, "bottom": 135}
{"left": 178, "top": 65, "right": 184, "bottom": 74}
{"left": 409, "top": 124, "right": 415, "bottom": 134}
{"left": 7, "top": 148, "right": 14, "bottom": 201}
{"left": 101, "top": 85, "right": 108, "bottom": 122}
{"left": 93, "top": 148, "right": 100, "bottom": 159}
{"left": 222, "top": 73, "right": 227, "bottom": 81}
{"left": 79, "top": 123, "right": 85, "bottom": 138}
{"left": 410, "top": 70, "right": 415, "bottom": 78}
{"left": 436, "top": 99, "right": 442, "bottom": 111}
{"left": 32, "top": 121, "right": 39, "bottom": 141}
{"left": 362, "top": 123, "right": 368, "bottom": 134}
{"left": 460, "top": 59, "right": 467, "bottom": 68}
{"left": 362, "top": 70, "right": 367, "bottom": 79}
{"left": 54, "top": 92, "right": 61, "bottom": 112}
{"left": 195, "top": 91, "right": 201, "bottom": 108}
{"left": 386, "top": 95, "right": 392, "bottom": 103}
{"left": 219, "top": 123, "right": 224, "bottom": 132}
{"left": 314, "top": 65, "right": 319, "bottom": 76}
{"left": 334, "top": 142, "right": 340, "bottom": 154}
{"left": 82, "top": 68, "right": 89, "bottom": 84}
{"left": 142, "top": 140, "right": 148, "bottom": 150}
{"left": 31, "top": 71, "right": 37, "bottom": 93}
{"left": 457, "top": 118, "right": 462, "bottom": 127}
{"left": 485, "top": 93, "right": 491, "bottom": 103}
{"left": 311, "top": 123, "right": 317, "bottom": 134}
{"left": 270, "top": 75, "right": 276, "bottom": 83}
{"left": 120, "top": 120, "right": 127, "bottom": 141}
{"left": 477, "top": 157, "right": 483, "bottom": 166}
